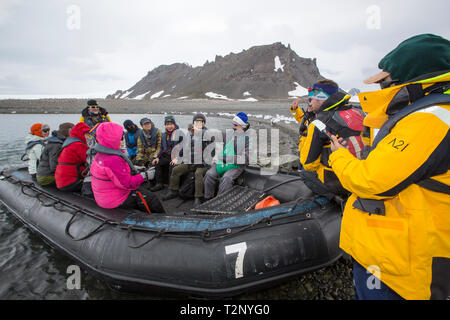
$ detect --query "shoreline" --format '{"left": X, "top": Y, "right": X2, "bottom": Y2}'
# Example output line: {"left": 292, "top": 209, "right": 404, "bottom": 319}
{"left": 0, "top": 97, "right": 304, "bottom": 116}
{"left": 0, "top": 97, "right": 302, "bottom": 139}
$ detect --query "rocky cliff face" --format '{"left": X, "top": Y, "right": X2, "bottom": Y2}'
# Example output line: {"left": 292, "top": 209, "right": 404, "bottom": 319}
{"left": 107, "top": 42, "right": 323, "bottom": 100}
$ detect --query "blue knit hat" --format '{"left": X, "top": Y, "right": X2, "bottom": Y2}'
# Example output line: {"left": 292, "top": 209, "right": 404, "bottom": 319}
{"left": 233, "top": 112, "right": 249, "bottom": 127}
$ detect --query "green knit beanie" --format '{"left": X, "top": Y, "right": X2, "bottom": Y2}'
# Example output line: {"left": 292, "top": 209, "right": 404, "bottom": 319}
{"left": 379, "top": 34, "right": 450, "bottom": 84}
{"left": 164, "top": 114, "right": 176, "bottom": 124}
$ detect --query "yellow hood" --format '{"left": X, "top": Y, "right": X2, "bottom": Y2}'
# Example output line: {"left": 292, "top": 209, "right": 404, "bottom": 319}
{"left": 358, "top": 72, "right": 450, "bottom": 129}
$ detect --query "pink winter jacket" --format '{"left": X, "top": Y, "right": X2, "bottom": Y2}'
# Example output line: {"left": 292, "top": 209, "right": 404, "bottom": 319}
{"left": 90, "top": 122, "right": 144, "bottom": 209}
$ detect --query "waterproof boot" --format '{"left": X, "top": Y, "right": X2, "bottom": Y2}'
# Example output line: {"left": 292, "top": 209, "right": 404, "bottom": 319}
{"left": 194, "top": 197, "right": 203, "bottom": 207}
{"left": 150, "top": 183, "right": 164, "bottom": 192}
{"left": 162, "top": 189, "right": 178, "bottom": 201}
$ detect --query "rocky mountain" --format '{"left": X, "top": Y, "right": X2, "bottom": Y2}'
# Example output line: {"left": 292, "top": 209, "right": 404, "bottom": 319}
{"left": 106, "top": 42, "right": 323, "bottom": 101}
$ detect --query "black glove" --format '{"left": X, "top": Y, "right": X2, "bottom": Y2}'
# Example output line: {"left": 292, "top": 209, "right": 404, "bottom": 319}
{"left": 304, "top": 110, "right": 315, "bottom": 121}
{"left": 299, "top": 112, "right": 315, "bottom": 136}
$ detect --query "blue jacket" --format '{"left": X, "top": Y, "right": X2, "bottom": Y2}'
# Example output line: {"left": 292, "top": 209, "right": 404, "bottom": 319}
{"left": 124, "top": 131, "right": 138, "bottom": 158}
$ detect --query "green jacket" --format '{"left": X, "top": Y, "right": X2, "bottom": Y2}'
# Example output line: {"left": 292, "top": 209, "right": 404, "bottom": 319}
{"left": 216, "top": 133, "right": 250, "bottom": 177}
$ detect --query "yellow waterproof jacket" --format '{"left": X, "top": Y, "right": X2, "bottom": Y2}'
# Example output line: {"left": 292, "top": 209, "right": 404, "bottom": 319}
{"left": 289, "top": 106, "right": 308, "bottom": 154}
{"left": 299, "top": 98, "right": 365, "bottom": 186}
{"left": 300, "top": 122, "right": 333, "bottom": 183}
{"left": 329, "top": 72, "right": 450, "bottom": 300}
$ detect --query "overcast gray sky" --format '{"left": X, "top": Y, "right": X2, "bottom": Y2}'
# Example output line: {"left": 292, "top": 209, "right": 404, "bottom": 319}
{"left": 0, "top": 0, "right": 448, "bottom": 99}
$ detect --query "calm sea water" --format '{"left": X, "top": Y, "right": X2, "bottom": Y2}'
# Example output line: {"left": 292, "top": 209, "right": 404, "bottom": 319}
{"left": 0, "top": 113, "right": 297, "bottom": 300}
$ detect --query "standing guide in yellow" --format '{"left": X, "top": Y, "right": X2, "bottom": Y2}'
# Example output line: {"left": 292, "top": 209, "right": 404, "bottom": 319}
{"left": 329, "top": 34, "right": 450, "bottom": 300}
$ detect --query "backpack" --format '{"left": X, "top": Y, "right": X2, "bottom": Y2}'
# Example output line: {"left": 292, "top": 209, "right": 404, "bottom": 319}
{"left": 178, "top": 171, "right": 195, "bottom": 199}
{"left": 37, "top": 136, "right": 64, "bottom": 176}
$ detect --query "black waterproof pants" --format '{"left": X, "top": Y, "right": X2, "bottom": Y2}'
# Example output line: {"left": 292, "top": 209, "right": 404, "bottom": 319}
{"left": 119, "top": 186, "right": 166, "bottom": 214}
{"left": 154, "top": 154, "right": 175, "bottom": 185}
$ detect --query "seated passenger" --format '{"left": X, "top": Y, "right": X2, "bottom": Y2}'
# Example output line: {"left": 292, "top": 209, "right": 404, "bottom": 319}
{"left": 79, "top": 99, "right": 111, "bottom": 128}
{"left": 150, "top": 115, "right": 182, "bottom": 191}
{"left": 36, "top": 122, "right": 74, "bottom": 186}
{"left": 24, "top": 123, "right": 50, "bottom": 181}
{"left": 90, "top": 122, "right": 165, "bottom": 213}
{"left": 123, "top": 120, "right": 139, "bottom": 161}
{"left": 162, "top": 114, "right": 213, "bottom": 206}
{"left": 135, "top": 117, "right": 162, "bottom": 167}
{"left": 203, "top": 112, "right": 250, "bottom": 200}
{"left": 55, "top": 122, "right": 91, "bottom": 192}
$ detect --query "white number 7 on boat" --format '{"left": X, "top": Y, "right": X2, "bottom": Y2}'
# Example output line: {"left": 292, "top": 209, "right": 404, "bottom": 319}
{"left": 225, "top": 242, "right": 247, "bottom": 279}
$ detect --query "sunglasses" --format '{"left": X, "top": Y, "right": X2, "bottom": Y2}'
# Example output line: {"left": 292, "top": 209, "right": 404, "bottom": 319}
{"left": 42, "top": 129, "right": 50, "bottom": 133}
{"left": 88, "top": 106, "right": 99, "bottom": 109}
{"left": 308, "top": 88, "right": 321, "bottom": 94}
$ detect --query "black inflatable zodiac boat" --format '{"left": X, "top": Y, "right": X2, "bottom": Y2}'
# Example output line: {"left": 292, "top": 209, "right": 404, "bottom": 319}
{"left": 0, "top": 166, "right": 342, "bottom": 298}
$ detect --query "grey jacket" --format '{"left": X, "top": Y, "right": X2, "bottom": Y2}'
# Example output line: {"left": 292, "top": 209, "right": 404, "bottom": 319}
{"left": 37, "top": 131, "right": 67, "bottom": 177}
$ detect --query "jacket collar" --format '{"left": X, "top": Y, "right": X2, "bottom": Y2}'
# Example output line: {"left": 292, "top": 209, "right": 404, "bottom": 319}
{"left": 359, "top": 71, "right": 450, "bottom": 129}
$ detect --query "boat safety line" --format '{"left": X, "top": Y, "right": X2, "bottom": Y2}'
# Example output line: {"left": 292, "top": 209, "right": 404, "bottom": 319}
{"left": 262, "top": 177, "right": 305, "bottom": 193}
{"left": 1, "top": 171, "right": 116, "bottom": 223}
{"left": 126, "top": 227, "right": 167, "bottom": 249}
{"left": 65, "top": 210, "right": 110, "bottom": 241}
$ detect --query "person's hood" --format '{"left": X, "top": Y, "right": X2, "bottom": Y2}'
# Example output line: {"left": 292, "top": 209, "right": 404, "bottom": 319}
{"left": 358, "top": 71, "right": 450, "bottom": 129}
{"left": 166, "top": 123, "right": 179, "bottom": 134}
{"left": 126, "top": 124, "right": 139, "bottom": 134}
{"left": 319, "top": 92, "right": 351, "bottom": 113}
{"left": 51, "top": 130, "right": 67, "bottom": 141}
{"left": 95, "top": 122, "right": 123, "bottom": 150}
{"left": 25, "top": 133, "right": 45, "bottom": 144}
{"left": 143, "top": 124, "right": 158, "bottom": 137}
{"left": 69, "top": 122, "right": 90, "bottom": 144}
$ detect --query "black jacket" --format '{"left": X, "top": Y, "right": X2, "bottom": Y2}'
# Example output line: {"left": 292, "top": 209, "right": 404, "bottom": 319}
{"left": 80, "top": 106, "right": 110, "bottom": 128}
{"left": 183, "top": 127, "right": 214, "bottom": 166}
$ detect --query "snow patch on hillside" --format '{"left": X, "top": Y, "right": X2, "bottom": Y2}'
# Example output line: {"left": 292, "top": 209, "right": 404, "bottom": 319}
{"left": 133, "top": 91, "right": 151, "bottom": 100}
{"left": 274, "top": 56, "right": 284, "bottom": 72}
{"left": 120, "top": 90, "right": 133, "bottom": 98}
{"left": 205, "top": 92, "right": 232, "bottom": 100}
{"left": 151, "top": 90, "right": 164, "bottom": 99}
{"left": 288, "top": 82, "right": 308, "bottom": 97}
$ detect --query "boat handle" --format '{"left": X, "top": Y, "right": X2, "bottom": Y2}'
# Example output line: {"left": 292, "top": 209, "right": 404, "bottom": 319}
{"left": 65, "top": 211, "right": 108, "bottom": 241}
{"left": 127, "top": 227, "right": 166, "bottom": 249}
